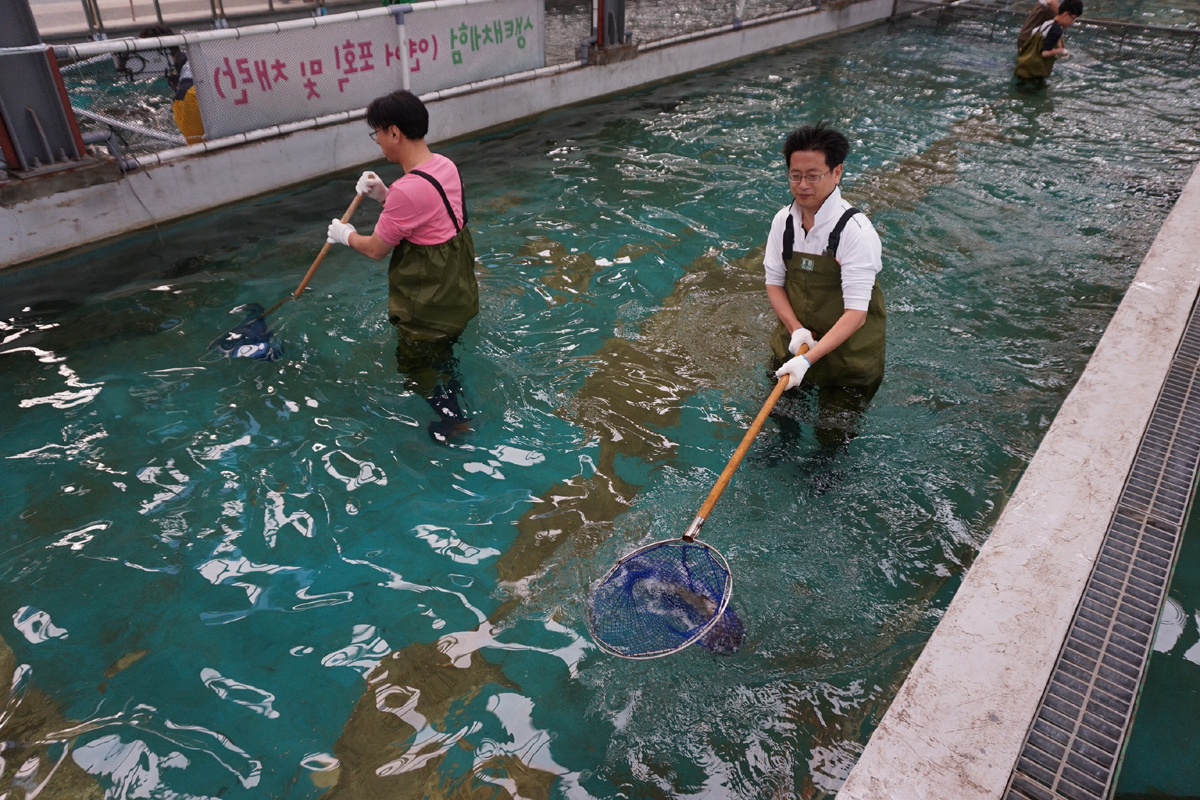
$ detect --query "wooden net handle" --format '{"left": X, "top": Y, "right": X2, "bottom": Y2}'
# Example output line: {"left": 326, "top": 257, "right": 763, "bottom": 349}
{"left": 682, "top": 343, "right": 809, "bottom": 541}
{"left": 264, "top": 193, "right": 365, "bottom": 318}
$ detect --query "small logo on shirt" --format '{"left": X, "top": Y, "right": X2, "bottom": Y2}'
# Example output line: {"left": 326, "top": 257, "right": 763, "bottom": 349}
{"left": 800, "top": 257, "right": 815, "bottom": 271}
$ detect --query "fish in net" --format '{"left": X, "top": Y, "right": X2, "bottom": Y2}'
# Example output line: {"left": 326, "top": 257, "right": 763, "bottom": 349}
{"left": 588, "top": 540, "right": 743, "bottom": 659}
{"left": 210, "top": 304, "right": 283, "bottom": 361}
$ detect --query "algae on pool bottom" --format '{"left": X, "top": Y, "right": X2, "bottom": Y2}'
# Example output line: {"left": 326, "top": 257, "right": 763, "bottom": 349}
{"left": 2, "top": 22, "right": 1199, "bottom": 799}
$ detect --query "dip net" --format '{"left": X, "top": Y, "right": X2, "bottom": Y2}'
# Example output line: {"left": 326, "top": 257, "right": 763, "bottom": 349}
{"left": 209, "top": 303, "right": 283, "bottom": 361}
{"left": 588, "top": 540, "right": 741, "bottom": 659}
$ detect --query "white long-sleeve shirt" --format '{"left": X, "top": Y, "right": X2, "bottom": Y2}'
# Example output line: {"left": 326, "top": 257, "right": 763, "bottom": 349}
{"left": 763, "top": 187, "right": 882, "bottom": 312}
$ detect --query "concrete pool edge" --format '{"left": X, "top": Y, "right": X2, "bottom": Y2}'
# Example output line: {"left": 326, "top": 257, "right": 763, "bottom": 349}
{"left": 0, "top": 0, "right": 894, "bottom": 270}
{"left": 839, "top": 160, "right": 1200, "bottom": 798}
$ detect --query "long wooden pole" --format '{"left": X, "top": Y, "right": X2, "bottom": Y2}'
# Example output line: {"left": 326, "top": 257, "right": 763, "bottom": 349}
{"left": 681, "top": 343, "right": 809, "bottom": 542}
{"left": 262, "top": 193, "right": 364, "bottom": 319}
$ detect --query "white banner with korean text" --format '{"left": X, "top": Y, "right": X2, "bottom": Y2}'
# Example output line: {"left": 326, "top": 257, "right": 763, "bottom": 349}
{"left": 187, "top": 0, "right": 545, "bottom": 141}
{"left": 405, "top": 0, "right": 544, "bottom": 96}
{"left": 188, "top": 17, "right": 404, "bottom": 140}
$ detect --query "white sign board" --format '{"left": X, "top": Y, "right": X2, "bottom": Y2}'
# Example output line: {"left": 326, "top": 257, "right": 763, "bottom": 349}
{"left": 187, "top": 0, "right": 545, "bottom": 140}
{"left": 189, "top": 17, "right": 406, "bottom": 140}
{"left": 405, "top": 0, "right": 545, "bottom": 95}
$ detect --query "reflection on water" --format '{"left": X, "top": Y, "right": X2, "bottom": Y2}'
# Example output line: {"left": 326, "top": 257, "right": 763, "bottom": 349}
{"left": 2, "top": 20, "right": 1199, "bottom": 800}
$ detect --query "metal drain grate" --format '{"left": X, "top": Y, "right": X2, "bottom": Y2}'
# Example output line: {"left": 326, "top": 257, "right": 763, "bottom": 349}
{"left": 1004, "top": 300, "right": 1200, "bottom": 800}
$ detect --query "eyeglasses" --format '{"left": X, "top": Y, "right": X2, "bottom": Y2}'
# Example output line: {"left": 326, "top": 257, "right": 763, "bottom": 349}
{"left": 787, "top": 171, "right": 830, "bottom": 185}
{"left": 369, "top": 130, "right": 379, "bottom": 142}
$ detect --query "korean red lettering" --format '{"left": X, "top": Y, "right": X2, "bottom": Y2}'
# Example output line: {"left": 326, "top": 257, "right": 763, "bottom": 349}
{"left": 430, "top": 35, "right": 437, "bottom": 60}
{"left": 339, "top": 40, "right": 359, "bottom": 74}
{"left": 338, "top": 77, "right": 350, "bottom": 92}
{"left": 304, "top": 77, "right": 320, "bottom": 99}
{"left": 235, "top": 57, "right": 253, "bottom": 85}
{"left": 357, "top": 41, "right": 375, "bottom": 71}
{"left": 253, "top": 59, "right": 272, "bottom": 91}
{"left": 407, "top": 38, "right": 421, "bottom": 72}
{"left": 385, "top": 42, "right": 403, "bottom": 66}
{"left": 310, "top": 59, "right": 323, "bottom": 75}
{"left": 214, "top": 57, "right": 247, "bottom": 104}
{"left": 271, "top": 59, "right": 288, "bottom": 83}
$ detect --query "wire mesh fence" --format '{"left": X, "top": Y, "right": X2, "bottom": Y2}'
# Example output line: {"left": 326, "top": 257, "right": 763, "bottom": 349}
{"left": 55, "top": 0, "right": 829, "bottom": 160}
{"left": 51, "top": 0, "right": 1200, "bottom": 163}
{"left": 62, "top": 51, "right": 190, "bottom": 156}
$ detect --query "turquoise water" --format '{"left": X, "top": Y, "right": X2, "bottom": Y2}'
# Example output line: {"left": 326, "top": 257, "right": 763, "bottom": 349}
{"left": 1115, "top": 492, "right": 1200, "bottom": 797}
{"left": 5, "top": 24, "right": 1199, "bottom": 799}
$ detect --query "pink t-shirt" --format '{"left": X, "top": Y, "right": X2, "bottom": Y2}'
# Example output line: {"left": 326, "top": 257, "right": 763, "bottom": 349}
{"left": 373, "top": 154, "right": 465, "bottom": 247}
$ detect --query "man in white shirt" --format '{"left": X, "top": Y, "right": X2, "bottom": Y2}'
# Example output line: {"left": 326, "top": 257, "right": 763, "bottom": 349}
{"left": 769, "top": 122, "right": 886, "bottom": 394}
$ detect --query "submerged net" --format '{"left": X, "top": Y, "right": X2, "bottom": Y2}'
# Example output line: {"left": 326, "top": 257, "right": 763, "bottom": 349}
{"left": 209, "top": 303, "right": 283, "bottom": 361}
{"left": 588, "top": 540, "right": 737, "bottom": 659}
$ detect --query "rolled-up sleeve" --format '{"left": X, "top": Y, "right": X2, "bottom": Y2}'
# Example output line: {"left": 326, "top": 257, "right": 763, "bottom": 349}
{"left": 763, "top": 207, "right": 788, "bottom": 287}
{"left": 837, "top": 216, "right": 882, "bottom": 312}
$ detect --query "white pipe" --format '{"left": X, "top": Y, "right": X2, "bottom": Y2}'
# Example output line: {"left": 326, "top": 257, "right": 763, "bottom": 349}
{"left": 124, "top": 58, "right": 579, "bottom": 168}
{"left": 638, "top": 4, "right": 821, "bottom": 50}
{"left": 399, "top": 20, "right": 411, "bottom": 92}
{"left": 71, "top": 106, "right": 186, "bottom": 144}
{"left": 34, "top": 0, "right": 516, "bottom": 59}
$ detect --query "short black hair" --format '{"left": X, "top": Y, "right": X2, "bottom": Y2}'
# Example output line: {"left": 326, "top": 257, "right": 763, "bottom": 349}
{"left": 1059, "top": 0, "right": 1083, "bottom": 15}
{"left": 138, "top": 24, "right": 174, "bottom": 37}
{"left": 366, "top": 91, "right": 429, "bottom": 140}
{"left": 783, "top": 121, "right": 849, "bottom": 170}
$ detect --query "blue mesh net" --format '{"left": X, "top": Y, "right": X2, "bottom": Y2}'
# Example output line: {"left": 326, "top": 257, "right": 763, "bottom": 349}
{"left": 588, "top": 540, "right": 737, "bottom": 659}
{"left": 210, "top": 304, "right": 283, "bottom": 361}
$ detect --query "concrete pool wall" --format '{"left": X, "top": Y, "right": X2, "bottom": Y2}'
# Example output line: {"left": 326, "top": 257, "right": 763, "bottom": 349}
{"left": 840, "top": 161, "right": 1200, "bottom": 798}
{"left": 0, "top": 0, "right": 893, "bottom": 270}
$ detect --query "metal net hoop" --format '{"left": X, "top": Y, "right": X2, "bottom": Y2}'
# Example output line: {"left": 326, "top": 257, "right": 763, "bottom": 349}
{"left": 587, "top": 539, "right": 733, "bottom": 660}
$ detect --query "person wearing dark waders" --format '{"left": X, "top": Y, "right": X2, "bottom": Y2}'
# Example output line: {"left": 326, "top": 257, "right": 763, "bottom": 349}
{"left": 1014, "top": 0, "right": 1083, "bottom": 89}
{"left": 325, "top": 90, "right": 478, "bottom": 442}
{"left": 767, "top": 123, "right": 885, "bottom": 487}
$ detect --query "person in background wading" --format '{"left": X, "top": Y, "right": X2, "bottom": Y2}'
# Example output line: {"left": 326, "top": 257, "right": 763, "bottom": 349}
{"left": 1016, "top": 0, "right": 1060, "bottom": 51}
{"left": 1014, "top": 0, "right": 1083, "bottom": 87}
{"left": 326, "top": 90, "right": 478, "bottom": 443}
{"left": 766, "top": 122, "right": 886, "bottom": 482}
{"left": 128, "top": 26, "right": 205, "bottom": 145}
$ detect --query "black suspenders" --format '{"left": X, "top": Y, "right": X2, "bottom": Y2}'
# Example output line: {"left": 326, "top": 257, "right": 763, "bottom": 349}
{"left": 408, "top": 168, "right": 468, "bottom": 233}
{"left": 782, "top": 205, "right": 861, "bottom": 262}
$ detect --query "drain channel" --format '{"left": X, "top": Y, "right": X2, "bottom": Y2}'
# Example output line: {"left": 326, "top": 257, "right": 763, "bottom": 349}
{"left": 1004, "top": 297, "right": 1200, "bottom": 800}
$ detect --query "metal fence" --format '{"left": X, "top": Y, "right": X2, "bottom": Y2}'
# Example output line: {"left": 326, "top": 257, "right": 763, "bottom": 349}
{"left": 50, "top": 0, "right": 830, "bottom": 162}
{"left": 42, "top": 0, "right": 1200, "bottom": 169}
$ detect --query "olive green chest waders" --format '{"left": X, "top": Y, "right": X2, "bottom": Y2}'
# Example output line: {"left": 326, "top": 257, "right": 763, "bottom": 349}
{"left": 386, "top": 168, "right": 478, "bottom": 411}
{"left": 386, "top": 168, "right": 479, "bottom": 342}
{"left": 1014, "top": 25, "right": 1057, "bottom": 79}
{"left": 768, "top": 205, "right": 886, "bottom": 388}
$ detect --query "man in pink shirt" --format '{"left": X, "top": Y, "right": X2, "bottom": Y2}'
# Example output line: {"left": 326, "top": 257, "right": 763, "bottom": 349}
{"left": 326, "top": 90, "right": 477, "bottom": 441}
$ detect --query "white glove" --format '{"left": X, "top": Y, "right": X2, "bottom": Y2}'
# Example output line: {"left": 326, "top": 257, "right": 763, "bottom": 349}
{"left": 327, "top": 219, "right": 356, "bottom": 246}
{"left": 356, "top": 171, "right": 388, "bottom": 204}
{"left": 775, "top": 354, "right": 811, "bottom": 389}
{"left": 788, "top": 326, "right": 816, "bottom": 355}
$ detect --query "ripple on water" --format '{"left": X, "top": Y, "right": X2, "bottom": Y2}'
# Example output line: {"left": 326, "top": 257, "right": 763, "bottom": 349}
{"left": 1, "top": 22, "right": 1198, "bottom": 799}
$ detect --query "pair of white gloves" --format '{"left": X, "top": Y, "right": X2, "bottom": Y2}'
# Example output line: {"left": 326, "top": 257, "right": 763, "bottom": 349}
{"left": 776, "top": 327, "right": 816, "bottom": 389}
{"left": 326, "top": 171, "right": 390, "bottom": 246}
